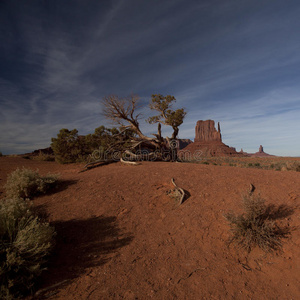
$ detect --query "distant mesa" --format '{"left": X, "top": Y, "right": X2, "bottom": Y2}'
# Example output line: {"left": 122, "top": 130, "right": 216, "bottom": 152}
{"left": 247, "top": 145, "right": 274, "bottom": 157}
{"left": 180, "top": 120, "right": 244, "bottom": 157}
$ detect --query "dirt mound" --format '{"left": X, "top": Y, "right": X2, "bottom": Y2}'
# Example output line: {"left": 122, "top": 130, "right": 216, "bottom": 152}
{"left": 0, "top": 156, "right": 299, "bottom": 299}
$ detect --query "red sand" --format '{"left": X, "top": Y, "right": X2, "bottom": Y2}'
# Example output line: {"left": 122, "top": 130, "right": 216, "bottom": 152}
{"left": 0, "top": 156, "right": 299, "bottom": 299}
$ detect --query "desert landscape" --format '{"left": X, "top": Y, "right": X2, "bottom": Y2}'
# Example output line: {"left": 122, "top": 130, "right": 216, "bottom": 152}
{"left": 2, "top": 2, "right": 300, "bottom": 299}
{"left": 0, "top": 154, "right": 299, "bottom": 299}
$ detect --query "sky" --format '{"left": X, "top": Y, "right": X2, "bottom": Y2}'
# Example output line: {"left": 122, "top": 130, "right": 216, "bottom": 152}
{"left": 0, "top": 0, "right": 300, "bottom": 156}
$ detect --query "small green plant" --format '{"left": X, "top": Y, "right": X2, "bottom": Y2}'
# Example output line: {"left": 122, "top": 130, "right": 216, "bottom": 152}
{"left": 248, "top": 163, "right": 253, "bottom": 167}
{"left": 0, "top": 197, "right": 55, "bottom": 298}
{"left": 5, "top": 168, "right": 59, "bottom": 199}
{"left": 254, "top": 162, "right": 260, "bottom": 167}
{"left": 225, "top": 193, "right": 290, "bottom": 252}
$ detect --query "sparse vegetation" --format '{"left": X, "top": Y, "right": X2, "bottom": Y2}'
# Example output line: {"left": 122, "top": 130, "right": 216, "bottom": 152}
{"left": 0, "top": 197, "right": 55, "bottom": 299}
{"left": 102, "top": 94, "right": 186, "bottom": 161}
{"left": 51, "top": 126, "right": 132, "bottom": 164}
{"left": 225, "top": 193, "right": 290, "bottom": 252}
{"left": 184, "top": 156, "right": 300, "bottom": 172}
{"left": 32, "top": 151, "right": 55, "bottom": 162}
{"left": 5, "top": 168, "right": 59, "bottom": 199}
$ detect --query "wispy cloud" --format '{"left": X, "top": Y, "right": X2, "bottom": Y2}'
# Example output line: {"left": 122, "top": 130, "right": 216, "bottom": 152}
{"left": 0, "top": 0, "right": 300, "bottom": 156}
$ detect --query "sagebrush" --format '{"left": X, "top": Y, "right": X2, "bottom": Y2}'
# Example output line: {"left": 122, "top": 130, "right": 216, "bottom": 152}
{"left": 5, "top": 168, "right": 59, "bottom": 199}
{"left": 225, "top": 193, "right": 290, "bottom": 252}
{"left": 0, "top": 197, "right": 55, "bottom": 298}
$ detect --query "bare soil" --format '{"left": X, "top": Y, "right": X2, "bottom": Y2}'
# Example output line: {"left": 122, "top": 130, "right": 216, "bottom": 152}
{"left": 0, "top": 156, "right": 299, "bottom": 299}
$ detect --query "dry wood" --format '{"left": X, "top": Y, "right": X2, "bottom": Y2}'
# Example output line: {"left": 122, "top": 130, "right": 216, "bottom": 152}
{"left": 120, "top": 157, "right": 140, "bottom": 165}
{"left": 249, "top": 183, "right": 256, "bottom": 194}
{"left": 171, "top": 178, "right": 185, "bottom": 205}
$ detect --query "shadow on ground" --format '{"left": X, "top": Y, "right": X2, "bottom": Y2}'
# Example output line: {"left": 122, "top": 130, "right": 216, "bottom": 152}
{"left": 263, "top": 203, "right": 296, "bottom": 220}
{"left": 38, "top": 216, "right": 133, "bottom": 294}
{"left": 49, "top": 179, "right": 79, "bottom": 195}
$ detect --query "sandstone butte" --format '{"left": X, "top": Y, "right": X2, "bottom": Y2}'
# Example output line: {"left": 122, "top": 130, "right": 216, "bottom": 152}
{"left": 247, "top": 145, "right": 274, "bottom": 157}
{"left": 179, "top": 120, "right": 245, "bottom": 157}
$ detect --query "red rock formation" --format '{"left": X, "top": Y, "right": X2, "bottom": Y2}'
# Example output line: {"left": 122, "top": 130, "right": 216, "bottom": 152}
{"left": 194, "top": 120, "right": 222, "bottom": 142}
{"left": 249, "top": 145, "right": 274, "bottom": 157}
{"left": 179, "top": 120, "right": 245, "bottom": 158}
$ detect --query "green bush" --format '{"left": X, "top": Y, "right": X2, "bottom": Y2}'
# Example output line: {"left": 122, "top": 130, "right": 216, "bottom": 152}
{"left": 51, "top": 128, "right": 84, "bottom": 164}
{"left": 5, "top": 168, "right": 59, "bottom": 199}
{"left": 0, "top": 197, "right": 55, "bottom": 298}
{"left": 225, "top": 193, "right": 289, "bottom": 252}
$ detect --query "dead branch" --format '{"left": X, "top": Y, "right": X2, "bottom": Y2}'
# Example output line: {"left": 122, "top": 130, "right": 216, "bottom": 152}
{"left": 124, "top": 150, "right": 155, "bottom": 160}
{"left": 171, "top": 178, "right": 185, "bottom": 205}
{"left": 249, "top": 183, "right": 256, "bottom": 194}
{"left": 102, "top": 95, "right": 159, "bottom": 146}
{"left": 120, "top": 157, "right": 140, "bottom": 165}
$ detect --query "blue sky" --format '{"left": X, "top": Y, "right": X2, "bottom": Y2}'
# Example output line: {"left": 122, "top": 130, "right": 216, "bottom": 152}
{"left": 0, "top": 0, "right": 300, "bottom": 156}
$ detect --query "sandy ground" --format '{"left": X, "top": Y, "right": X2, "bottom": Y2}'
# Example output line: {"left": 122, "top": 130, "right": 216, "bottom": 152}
{"left": 0, "top": 156, "right": 299, "bottom": 299}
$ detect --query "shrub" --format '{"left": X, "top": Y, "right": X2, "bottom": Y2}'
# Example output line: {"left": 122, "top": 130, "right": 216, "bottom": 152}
{"left": 225, "top": 193, "right": 290, "bottom": 252}
{"left": 51, "top": 126, "right": 136, "bottom": 164}
{"left": 51, "top": 128, "right": 84, "bottom": 164}
{"left": 0, "top": 197, "right": 55, "bottom": 298}
{"left": 5, "top": 168, "right": 59, "bottom": 199}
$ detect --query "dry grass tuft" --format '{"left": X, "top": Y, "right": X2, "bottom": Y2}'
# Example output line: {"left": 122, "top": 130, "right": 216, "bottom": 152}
{"left": 225, "top": 193, "right": 292, "bottom": 252}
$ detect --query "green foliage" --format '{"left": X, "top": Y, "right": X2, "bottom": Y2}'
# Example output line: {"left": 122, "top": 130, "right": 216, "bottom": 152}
{"left": 51, "top": 128, "right": 85, "bottom": 164}
{"left": 0, "top": 197, "right": 55, "bottom": 298}
{"left": 5, "top": 168, "right": 59, "bottom": 199}
{"left": 148, "top": 94, "right": 186, "bottom": 139}
{"left": 225, "top": 193, "right": 290, "bottom": 252}
{"left": 51, "top": 126, "right": 129, "bottom": 163}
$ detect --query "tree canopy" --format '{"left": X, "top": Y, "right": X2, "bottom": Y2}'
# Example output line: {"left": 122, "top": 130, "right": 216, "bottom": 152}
{"left": 101, "top": 93, "right": 186, "bottom": 161}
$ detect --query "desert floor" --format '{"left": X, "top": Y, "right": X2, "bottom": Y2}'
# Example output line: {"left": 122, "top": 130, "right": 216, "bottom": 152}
{"left": 0, "top": 156, "right": 299, "bottom": 299}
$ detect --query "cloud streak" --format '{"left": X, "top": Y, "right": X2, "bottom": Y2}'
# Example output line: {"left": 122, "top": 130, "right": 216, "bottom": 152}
{"left": 0, "top": 0, "right": 300, "bottom": 156}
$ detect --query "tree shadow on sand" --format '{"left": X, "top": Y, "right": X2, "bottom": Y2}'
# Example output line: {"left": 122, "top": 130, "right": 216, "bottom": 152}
{"left": 47, "top": 179, "right": 79, "bottom": 195}
{"left": 38, "top": 216, "right": 133, "bottom": 294}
